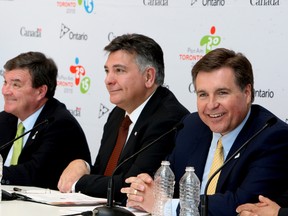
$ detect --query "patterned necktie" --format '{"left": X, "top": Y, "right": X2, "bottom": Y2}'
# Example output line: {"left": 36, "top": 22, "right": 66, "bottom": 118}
{"left": 104, "top": 115, "right": 132, "bottom": 176}
{"left": 207, "top": 137, "right": 224, "bottom": 195}
{"left": 11, "top": 122, "right": 25, "bottom": 165}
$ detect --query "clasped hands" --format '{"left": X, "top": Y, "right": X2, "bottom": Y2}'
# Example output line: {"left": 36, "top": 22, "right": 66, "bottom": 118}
{"left": 122, "top": 175, "right": 281, "bottom": 216}
{"left": 121, "top": 173, "right": 155, "bottom": 213}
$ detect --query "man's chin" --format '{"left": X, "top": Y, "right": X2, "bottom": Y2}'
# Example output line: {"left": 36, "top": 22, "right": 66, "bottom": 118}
{"left": 3, "top": 106, "right": 15, "bottom": 115}
{"left": 109, "top": 97, "right": 121, "bottom": 106}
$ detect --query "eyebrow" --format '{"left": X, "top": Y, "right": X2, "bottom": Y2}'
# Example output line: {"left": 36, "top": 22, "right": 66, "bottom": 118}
{"left": 104, "top": 64, "right": 127, "bottom": 70}
{"left": 196, "top": 87, "right": 231, "bottom": 94}
{"left": 10, "top": 78, "right": 22, "bottom": 83}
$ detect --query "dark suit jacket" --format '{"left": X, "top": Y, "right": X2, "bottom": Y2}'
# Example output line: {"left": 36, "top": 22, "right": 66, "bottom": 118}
{"left": 75, "top": 86, "right": 189, "bottom": 202}
{"left": 168, "top": 104, "right": 288, "bottom": 216}
{"left": 0, "top": 98, "right": 91, "bottom": 189}
{"left": 279, "top": 208, "right": 288, "bottom": 216}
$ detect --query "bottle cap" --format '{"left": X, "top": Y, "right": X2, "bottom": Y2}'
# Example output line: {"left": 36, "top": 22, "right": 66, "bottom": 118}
{"left": 185, "top": 166, "right": 195, "bottom": 172}
{"left": 161, "top": 161, "right": 170, "bottom": 166}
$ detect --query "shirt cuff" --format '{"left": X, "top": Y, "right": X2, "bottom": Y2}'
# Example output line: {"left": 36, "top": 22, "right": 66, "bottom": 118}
{"left": 71, "top": 160, "right": 91, "bottom": 193}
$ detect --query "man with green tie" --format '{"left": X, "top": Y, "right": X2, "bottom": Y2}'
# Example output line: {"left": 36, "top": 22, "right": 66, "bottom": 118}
{"left": 0, "top": 51, "right": 91, "bottom": 189}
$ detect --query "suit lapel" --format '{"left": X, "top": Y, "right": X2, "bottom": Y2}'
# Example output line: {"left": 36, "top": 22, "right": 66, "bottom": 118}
{"left": 21, "top": 99, "right": 56, "bottom": 150}
{"left": 192, "top": 129, "right": 212, "bottom": 182}
{"left": 216, "top": 107, "right": 262, "bottom": 190}
{"left": 119, "top": 87, "right": 164, "bottom": 161}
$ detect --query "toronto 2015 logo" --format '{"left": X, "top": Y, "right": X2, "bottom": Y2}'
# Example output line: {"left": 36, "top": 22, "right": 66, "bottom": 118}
{"left": 56, "top": 0, "right": 94, "bottom": 14}
{"left": 200, "top": 26, "right": 221, "bottom": 54}
{"left": 70, "top": 57, "right": 91, "bottom": 94}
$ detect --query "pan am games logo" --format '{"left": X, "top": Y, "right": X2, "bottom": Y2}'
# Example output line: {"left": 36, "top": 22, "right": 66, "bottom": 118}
{"left": 57, "top": 0, "right": 94, "bottom": 14}
{"left": 179, "top": 26, "right": 221, "bottom": 64}
{"left": 70, "top": 57, "right": 91, "bottom": 94}
{"left": 200, "top": 26, "right": 221, "bottom": 53}
{"left": 178, "top": 26, "right": 222, "bottom": 93}
{"left": 78, "top": 0, "right": 94, "bottom": 13}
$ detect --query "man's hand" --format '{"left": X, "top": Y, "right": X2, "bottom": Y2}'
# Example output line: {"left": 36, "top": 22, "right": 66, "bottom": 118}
{"left": 236, "top": 195, "right": 281, "bottom": 216}
{"left": 57, "top": 159, "right": 90, "bottom": 193}
{"left": 121, "top": 173, "right": 155, "bottom": 213}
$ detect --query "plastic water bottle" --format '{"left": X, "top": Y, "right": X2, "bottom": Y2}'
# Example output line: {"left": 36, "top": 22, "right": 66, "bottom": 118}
{"left": 179, "top": 167, "right": 200, "bottom": 216}
{"left": 152, "top": 161, "right": 175, "bottom": 216}
{"left": 0, "top": 154, "right": 3, "bottom": 201}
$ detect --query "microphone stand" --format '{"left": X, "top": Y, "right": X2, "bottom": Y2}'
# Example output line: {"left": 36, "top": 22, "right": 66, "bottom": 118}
{"left": 200, "top": 117, "right": 277, "bottom": 216}
{"left": 1, "top": 118, "right": 51, "bottom": 201}
{"left": 94, "top": 178, "right": 134, "bottom": 216}
{"left": 0, "top": 118, "right": 50, "bottom": 152}
{"left": 93, "top": 123, "right": 184, "bottom": 216}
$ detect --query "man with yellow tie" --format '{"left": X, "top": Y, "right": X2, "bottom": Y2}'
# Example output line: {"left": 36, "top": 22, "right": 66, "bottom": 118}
{"left": 0, "top": 51, "right": 91, "bottom": 189}
{"left": 121, "top": 48, "right": 288, "bottom": 216}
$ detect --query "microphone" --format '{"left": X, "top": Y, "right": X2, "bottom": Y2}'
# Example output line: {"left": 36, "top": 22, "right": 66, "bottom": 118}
{"left": 93, "top": 122, "right": 184, "bottom": 216}
{"left": 200, "top": 117, "right": 277, "bottom": 216}
{"left": 0, "top": 118, "right": 52, "bottom": 152}
{"left": 1, "top": 117, "right": 52, "bottom": 201}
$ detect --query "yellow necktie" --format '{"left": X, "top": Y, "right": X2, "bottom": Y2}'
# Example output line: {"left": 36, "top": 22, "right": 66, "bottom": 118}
{"left": 207, "top": 138, "right": 224, "bottom": 195}
{"left": 11, "top": 122, "right": 25, "bottom": 165}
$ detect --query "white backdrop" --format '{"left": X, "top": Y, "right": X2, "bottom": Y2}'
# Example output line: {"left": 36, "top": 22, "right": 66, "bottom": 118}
{"left": 0, "top": 0, "right": 287, "bottom": 162}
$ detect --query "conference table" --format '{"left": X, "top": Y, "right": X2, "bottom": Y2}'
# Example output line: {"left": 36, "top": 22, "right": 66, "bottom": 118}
{"left": 0, "top": 185, "right": 149, "bottom": 216}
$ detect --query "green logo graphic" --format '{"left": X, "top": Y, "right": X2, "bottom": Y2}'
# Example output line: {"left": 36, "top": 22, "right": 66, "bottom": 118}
{"left": 80, "top": 77, "right": 91, "bottom": 94}
{"left": 200, "top": 26, "right": 221, "bottom": 53}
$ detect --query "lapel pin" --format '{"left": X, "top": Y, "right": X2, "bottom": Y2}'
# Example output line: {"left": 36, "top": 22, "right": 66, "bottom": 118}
{"left": 32, "top": 131, "right": 39, "bottom": 139}
{"left": 234, "top": 153, "right": 240, "bottom": 159}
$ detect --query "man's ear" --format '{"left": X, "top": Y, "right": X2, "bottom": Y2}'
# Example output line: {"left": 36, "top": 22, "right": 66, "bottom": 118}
{"left": 144, "top": 67, "right": 156, "bottom": 88}
{"left": 37, "top": 85, "right": 48, "bottom": 99}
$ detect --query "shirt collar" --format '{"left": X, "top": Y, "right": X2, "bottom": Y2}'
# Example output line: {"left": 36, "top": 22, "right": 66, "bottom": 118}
{"left": 126, "top": 90, "right": 155, "bottom": 124}
{"left": 213, "top": 108, "right": 251, "bottom": 158}
{"left": 21, "top": 105, "right": 45, "bottom": 132}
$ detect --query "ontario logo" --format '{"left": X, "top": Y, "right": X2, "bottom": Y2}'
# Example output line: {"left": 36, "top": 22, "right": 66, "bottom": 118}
{"left": 60, "top": 23, "right": 88, "bottom": 41}
{"left": 99, "top": 103, "right": 110, "bottom": 119}
{"left": 200, "top": 26, "right": 221, "bottom": 54}
{"left": 70, "top": 57, "right": 91, "bottom": 94}
{"left": 191, "top": 0, "right": 197, "bottom": 6}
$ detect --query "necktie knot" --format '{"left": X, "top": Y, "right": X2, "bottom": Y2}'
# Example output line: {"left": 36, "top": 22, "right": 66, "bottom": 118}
{"left": 216, "top": 138, "right": 223, "bottom": 150}
{"left": 121, "top": 115, "right": 132, "bottom": 129}
{"left": 17, "top": 122, "right": 24, "bottom": 136}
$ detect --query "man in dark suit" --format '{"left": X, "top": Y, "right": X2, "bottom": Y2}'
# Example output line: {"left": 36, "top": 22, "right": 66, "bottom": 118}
{"left": 0, "top": 51, "right": 91, "bottom": 190}
{"left": 121, "top": 48, "right": 288, "bottom": 216}
{"left": 57, "top": 33, "right": 189, "bottom": 203}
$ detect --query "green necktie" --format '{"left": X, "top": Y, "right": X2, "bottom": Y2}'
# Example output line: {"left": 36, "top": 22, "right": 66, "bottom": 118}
{"left": 10, "top": 122, "right": 25, "bottom": 165}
